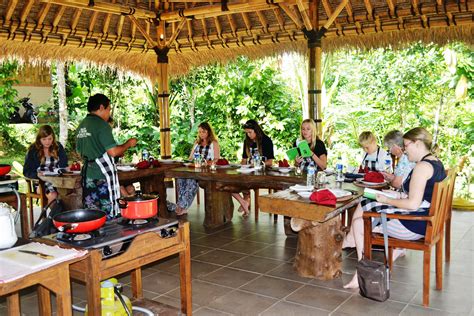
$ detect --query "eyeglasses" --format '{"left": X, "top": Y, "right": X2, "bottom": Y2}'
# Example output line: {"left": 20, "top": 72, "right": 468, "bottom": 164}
{"left": 403, "top": 140, "right": 415, "bottom": 151}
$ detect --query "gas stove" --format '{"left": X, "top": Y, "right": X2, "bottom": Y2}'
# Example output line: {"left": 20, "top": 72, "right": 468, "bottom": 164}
{"left": 0, "top": 175, "right": 19, "bottom": 194}
{"left": 42, "top": 217, "right": 179, "bottom": 259}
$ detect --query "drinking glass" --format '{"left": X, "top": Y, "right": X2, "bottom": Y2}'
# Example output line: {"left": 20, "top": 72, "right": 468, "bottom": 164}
{"left": 316, "top": 172, "right": 327, "bottom": 188}
{"left": 295, "top": 164, "right": 303, "bottom": 176}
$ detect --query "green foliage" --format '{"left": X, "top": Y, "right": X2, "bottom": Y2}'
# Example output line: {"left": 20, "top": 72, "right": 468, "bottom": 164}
{"left": 0, "top": 61, "right": 19, "bottom": 145}
{"left": 170, "top": 56, "right": 302, "bottom": 161}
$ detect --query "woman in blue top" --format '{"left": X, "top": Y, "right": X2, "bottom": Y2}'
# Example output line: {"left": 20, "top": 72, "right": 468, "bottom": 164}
{"left": 343, "top": 127, "right": 446, "bottom": 289}
{"left": 23, "top": 125, "right": 68, "bottom": 204}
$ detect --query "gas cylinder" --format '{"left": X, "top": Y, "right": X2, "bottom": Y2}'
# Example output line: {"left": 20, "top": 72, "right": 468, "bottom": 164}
{"left": 85, "top": 278, "right": 132, "bottom": 316}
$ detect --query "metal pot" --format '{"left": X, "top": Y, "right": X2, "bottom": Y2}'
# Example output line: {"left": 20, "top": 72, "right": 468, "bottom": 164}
{"left": 118, "top": 193, "right": 158, "bottom": 219}
{"left": 52, "top": 209, "right": 107, "bottom": 233}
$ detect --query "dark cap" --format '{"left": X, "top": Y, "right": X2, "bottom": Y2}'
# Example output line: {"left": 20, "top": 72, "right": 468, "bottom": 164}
{"left": 243, "top": 119, "right": 258, "bottom": 129}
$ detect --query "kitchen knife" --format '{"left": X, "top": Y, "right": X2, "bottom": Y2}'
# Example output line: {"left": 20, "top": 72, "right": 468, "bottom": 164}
{"left": 18, "top": 250, "right": 55, "bottom": 260}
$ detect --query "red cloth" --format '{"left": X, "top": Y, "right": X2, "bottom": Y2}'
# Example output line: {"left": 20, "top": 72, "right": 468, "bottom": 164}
{"left": 310, "top": 189, "right": 337, "bottom": 206}
{"left": 364, "top": 171, "right": 385, "bottom": 183}
{"left": 216, "top": 158, "right": 229, "bottom": 166}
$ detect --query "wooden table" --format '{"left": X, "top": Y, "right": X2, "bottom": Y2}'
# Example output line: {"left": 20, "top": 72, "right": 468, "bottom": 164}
{"left": 165, "top": 166, "right": 307, "bottom": 229}
{"left": 39, "top": 163, "right": 180, "bottom": 216}
{"left": 38, "top": 221, "right": 192, "bottom": 315}
{"left": 259, "top": 183, "right": 363, "bottom": 280}
{"left": 0, "top": 249, "right": 84, "bottom": 316}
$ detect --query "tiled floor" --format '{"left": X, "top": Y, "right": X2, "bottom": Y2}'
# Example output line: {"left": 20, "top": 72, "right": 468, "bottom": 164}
{"left": 1, "top": 188, "right": 473, "bottom": 315}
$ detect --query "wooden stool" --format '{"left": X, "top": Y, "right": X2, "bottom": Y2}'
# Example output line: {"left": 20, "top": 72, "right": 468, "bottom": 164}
{"left": 24, "top": 178, "right": 46, "bottom": 232}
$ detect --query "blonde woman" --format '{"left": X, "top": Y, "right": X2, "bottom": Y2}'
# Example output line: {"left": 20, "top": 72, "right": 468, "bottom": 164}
{"left": 295, "top": 119, "right": 327, "bottom": 170}
{"left": 358, "top": 131, "right": 390, "bottom": 172}
{"left": 23, "top": 125, "right": 68, "bottom": 204}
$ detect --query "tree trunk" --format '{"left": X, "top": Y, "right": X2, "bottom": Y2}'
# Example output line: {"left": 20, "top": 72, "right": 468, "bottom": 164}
{"left": 292, "top": 216, "right": 344, "bottom": 279}
{"left": 56, "top": 62, "right": 68, "bottom": 147}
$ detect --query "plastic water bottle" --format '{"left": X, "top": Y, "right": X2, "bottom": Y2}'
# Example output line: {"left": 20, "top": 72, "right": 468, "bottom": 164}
{"left": 193, "top": 152, "right": 201, "bottom": 168}
{"left": 253, "top": 149, "right": 261, "bottom": 170}
{"left": 142, "top": 149, "right": 149, "bottom": 161}
{"left": 336, "top": 156, "right": 344, "bottom": 182}
{"left": 307, "top": 162, "right": 316, "bottom": 187}
{"left": 384, "top": 153, "right": 393, "bottom": 173}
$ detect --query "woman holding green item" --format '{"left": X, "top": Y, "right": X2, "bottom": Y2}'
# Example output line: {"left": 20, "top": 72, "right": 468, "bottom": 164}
{"left": 294, "top": 119, "right": 327, "bottom": 171}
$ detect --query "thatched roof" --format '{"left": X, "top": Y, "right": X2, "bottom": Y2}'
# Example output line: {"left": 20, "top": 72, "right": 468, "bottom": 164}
{"left": 0, "top": 0, "right": 472, "bottom": 79}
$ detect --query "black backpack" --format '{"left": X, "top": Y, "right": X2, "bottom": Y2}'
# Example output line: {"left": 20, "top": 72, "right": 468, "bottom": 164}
{"left": 29, "top": 199, "right": 65, "bottom": 238}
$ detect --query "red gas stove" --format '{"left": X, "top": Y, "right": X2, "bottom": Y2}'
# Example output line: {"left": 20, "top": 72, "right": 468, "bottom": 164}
{"left": 42, "top": 217, "right": 179, "bottom": 259}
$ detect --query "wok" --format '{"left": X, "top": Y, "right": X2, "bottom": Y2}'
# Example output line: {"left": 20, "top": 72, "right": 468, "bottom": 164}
{"left": 0, "top": 164, "right": 11, "bottom": 177}
{"left": 53, "top": 209, "right": 106, "bottom": 233}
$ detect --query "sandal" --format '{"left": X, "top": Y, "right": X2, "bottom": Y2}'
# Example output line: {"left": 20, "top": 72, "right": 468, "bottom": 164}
{"left": 176, "top": 207, "right": 188, "bottom": 216}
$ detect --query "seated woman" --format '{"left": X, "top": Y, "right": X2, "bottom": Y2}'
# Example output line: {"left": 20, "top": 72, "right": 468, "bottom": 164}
{"left": 382, "top": 130, "right": 416, "bottom": 189}
{"left": 358, "top": 131, "right": 391, "bottom": 172}
{"left": 173, "top": 122, "right": 220, "bottom": 216}
{"left": 232, "top": 120, "right": 274, "bottom": 216}
{"left": 295, "top": 119, "right": 327, "bottom": 171}
{"left": 343, "top": 127, "right": 446, "bottom": 289}
{"left": 23, "top": 125, "right": 68, "bottom": 205}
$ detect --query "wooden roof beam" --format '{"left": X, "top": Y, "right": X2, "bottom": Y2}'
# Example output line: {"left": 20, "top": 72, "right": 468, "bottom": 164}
{"left": 363, "top": 0, "right": 374, "bottom": 19}
{"left": 345, "top": 1, "right": 353, "bottom": 22}
{"left": 295, "top": 0, "right": 313, "bottom": 30}
{"left": 323, "top": 0, "right": 348, "bottom": 30}
{"left": 167, "top": 18, "right": 186, "bottom": 46}
{"left": 39, "top": 0, "right": 157, "bottom": 19}
{"left": 386, "top": 0, "right": 395, "bottom": 16}
{"left": 20, "top": 0, "right": 35, "bottom": 24}
{"left": 241, "top": 12, "right": 253, "bottom": 36}
{"left": 256, "top": 11, "right": 269, "bottom": 33}
{"left": 5, "top": 0, "right": 19, "bottom": 23}
{"left": 273, "top": 8, "right": 286, "bottom": 31}
{"left": 279, "top": 4, "right": 303, "bottom": 29}
{"left": 52, "top": 6, "right": 67, "bottom": 28}
{"left": 37, "top": 3, "right": 52, "bottom": 26}
{"left": 128, "top": 15, "right": 157, "bottom": 47}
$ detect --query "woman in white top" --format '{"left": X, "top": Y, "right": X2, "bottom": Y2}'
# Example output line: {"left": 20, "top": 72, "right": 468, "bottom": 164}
{"left": 173, "top": 122, "right": 220, "bottom": 215}
{"left": 382, "top": 130, "right": 416, "bottom": 188}
{"left": 358, "top": 131, "right": 391, "bottom": 172}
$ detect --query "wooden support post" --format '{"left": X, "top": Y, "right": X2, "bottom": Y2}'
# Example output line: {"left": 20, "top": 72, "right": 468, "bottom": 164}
{"left": 155, "top": 23, "right": 172, "bottom": 159}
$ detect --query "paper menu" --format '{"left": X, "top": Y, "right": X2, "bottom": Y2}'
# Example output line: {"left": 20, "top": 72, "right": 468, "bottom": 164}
{"left": 0, "top": 242, "right": 87, "bottom": 283}
{"left": 286, "top": 140, "right": 312, "bottom": 160}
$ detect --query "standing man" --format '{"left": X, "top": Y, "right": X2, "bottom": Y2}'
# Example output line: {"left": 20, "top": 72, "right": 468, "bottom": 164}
{"left": 76, "top": 94, "right": 137, "bottom": 218}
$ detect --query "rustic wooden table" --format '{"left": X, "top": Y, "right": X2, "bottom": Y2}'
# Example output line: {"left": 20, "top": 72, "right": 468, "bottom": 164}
{"left": 0, "top": 252, "right": 84, "bottom": 316}
{"left": 165, "top": 166, "right": 308, "bottom": 229}
{"left": 38, "top": 221, "right": 192, "bottom": 315}
{"left": 259, "top": 183, "right": 363, "bottom": 280}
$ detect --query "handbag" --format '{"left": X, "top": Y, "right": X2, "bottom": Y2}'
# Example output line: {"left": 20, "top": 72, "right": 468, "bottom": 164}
{"left": 29, "top": 199, "right": 65, "bottom": 238}
{"left": 356, "top": 212, "right": 390, "bottom": 302}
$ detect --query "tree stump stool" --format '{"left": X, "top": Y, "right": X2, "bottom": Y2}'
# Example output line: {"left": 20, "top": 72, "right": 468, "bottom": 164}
{"left": 291, "top": 216, "right": 344, "bottom": 279}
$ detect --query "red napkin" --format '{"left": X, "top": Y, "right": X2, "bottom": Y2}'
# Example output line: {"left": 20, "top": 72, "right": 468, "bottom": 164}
{"left": 310, "top": 189, "right": 337, "bottom": 206}
{"left": 364, "top": 171, "right": 385, "bottom": 183}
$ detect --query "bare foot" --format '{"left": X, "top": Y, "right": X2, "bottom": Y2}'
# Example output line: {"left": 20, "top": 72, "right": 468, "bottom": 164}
{"left": 176, "top": 206, "right": 188, "bottom": 216}
{"left": 343, "top": 273, "right": 359, "bottom": 289}
{"left": 240, "top": 200, "right": 250, "bottom": 217}
{"left": 392, "top": 248, "right": 406, "bottom": 263}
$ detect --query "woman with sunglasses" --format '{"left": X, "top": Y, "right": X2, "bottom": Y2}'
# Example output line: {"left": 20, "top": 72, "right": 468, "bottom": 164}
{"left": 343, "top": 127, "right": 446, "bottom": 289}
{"left": 232, "top": 119, "right": 274, "bottom": 216}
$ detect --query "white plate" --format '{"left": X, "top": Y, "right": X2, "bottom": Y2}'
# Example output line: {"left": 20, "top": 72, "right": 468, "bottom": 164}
{"left": 356, "top": 179, "right": 387, "bottom": 186}
{"left": 240, "top": 164, "right": 253, "bottom": 169}
{"left": 216, "top": 164, "right": 232, "bottom": 168}
{"left": 236, "top": 168, "right": 255, "bottom": 174}
{"left": 289, "top": 185, "right": 314, "bottom": 192}
{"left": 278, "top": 167, "right": 292, "bottom": 173}
{"left": 183, "top": 162, "right": 193, "bottom": 167}
{"left": 328, "top": 188, "right": 352, "bottom": 198}
{"left": 159, "top": 159, "right": 178, "bottom": 164}
{"left": 297, "top": 191, "right": 312, "bottom": 199}
{"left": 117, "top": 166, "right": 136, "bottom": 172}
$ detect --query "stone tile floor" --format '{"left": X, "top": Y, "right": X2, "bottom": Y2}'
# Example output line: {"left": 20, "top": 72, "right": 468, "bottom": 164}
{"left": 1, "top": 188, "right": 473, "bottom": 315}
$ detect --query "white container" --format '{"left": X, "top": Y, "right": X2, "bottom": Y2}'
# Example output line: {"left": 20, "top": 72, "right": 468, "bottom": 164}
{"left": 0, "top": 204, "right": 17, "bottom": 249}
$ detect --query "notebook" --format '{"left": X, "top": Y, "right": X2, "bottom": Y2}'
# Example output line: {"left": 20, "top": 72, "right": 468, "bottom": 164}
{"left": 286, "top": 140, "right": 312, "bottom": 160}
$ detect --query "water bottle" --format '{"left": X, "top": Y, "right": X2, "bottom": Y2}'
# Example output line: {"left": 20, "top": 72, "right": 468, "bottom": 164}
{"left": 336, "top": 156, "right": 344, "bottom": 182}
{"left": 253, "top": 149, "right": 261, "bottom": 170}
{"left": 384, "top": 153, "right": 393, "bottom": 173}
{"left": 142, "top": 149, "right": 149, "bottom": 161}
{"left": 307, "top": 162, "right": 316, "bottom": 187}
{"left": 193, "top": 152, "right": 202, "bottom": 168}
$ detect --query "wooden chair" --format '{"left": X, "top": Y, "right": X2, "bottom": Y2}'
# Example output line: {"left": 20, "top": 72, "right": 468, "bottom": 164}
{"left": 445, "top": 157, "right": 467, "bottom": 262}
{"left": 363, "top": 169, "right": 456, "bottom": 307}
{"left": 24, "top": 177, "right": 47, "bottom": 232}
